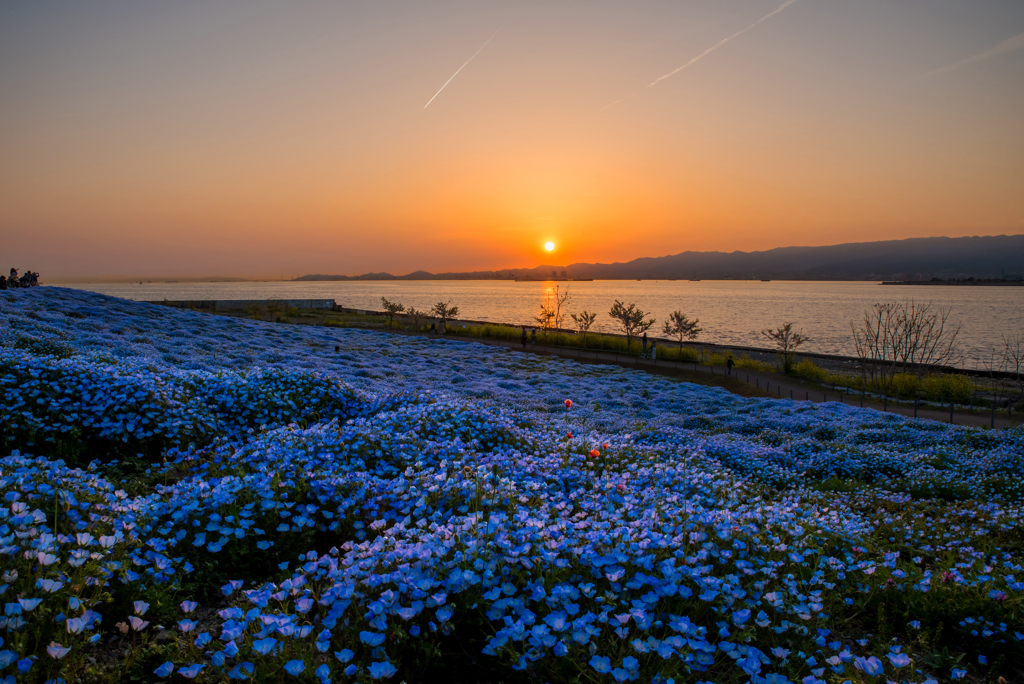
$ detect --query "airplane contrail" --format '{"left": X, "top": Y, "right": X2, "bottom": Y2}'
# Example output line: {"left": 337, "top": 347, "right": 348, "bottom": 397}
{"left": 424, "top": 26, "right": 504, "bottom": 108}
{"left": 649, "top": 0, "right": 799, "bottom": 87}
{"left": 926, "top": 31, "right": 1024, "bottom": 77}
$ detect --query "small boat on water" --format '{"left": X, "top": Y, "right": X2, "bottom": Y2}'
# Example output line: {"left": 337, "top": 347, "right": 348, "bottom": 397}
{"left": 761, "top": 279, "right": 771, "bottom": 282}
{"left": 689, "top": 279, "right": 700, "bottom": 281}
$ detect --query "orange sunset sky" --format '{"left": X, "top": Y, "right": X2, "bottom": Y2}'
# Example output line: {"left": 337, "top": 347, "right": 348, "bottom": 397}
{"left": 1, "top": 1, "right": 1023, "bottom": 280}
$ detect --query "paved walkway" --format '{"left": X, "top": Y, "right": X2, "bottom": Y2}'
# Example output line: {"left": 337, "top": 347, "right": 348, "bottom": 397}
{"left": 435, "top": 331, "right": 1017, "bottom": 429}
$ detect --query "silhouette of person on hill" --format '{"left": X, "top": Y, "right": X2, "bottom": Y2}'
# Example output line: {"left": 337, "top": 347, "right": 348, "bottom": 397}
{"left": 521, "top": 326, "right": 527, "bottom": 349}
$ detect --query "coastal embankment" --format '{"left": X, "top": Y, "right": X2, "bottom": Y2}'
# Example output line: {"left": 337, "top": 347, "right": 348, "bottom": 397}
{"left": 150, "top": 298, "right": 1022, "bottom": 428}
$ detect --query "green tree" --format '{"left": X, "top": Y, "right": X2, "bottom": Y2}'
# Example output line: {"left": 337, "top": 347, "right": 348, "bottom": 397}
{"left": 535, "top": 302, "right": 555, "bottom": 330}
{"left": 662, "top": 311, "right": 702, "bottom": 354}
{"left": 570, "top": 311, "right": 598, "bottom": 344}
{"left": 380, "top": 297, "right": 405, "bottom": 328}
{"left": 431, "top": 300, "right": 459, "bottom": 333}
{"left": 761, "top": 322, "right": 809, "bottom": 373}
{"left": 608, "top": 301, "right": 656, "bottom": 353}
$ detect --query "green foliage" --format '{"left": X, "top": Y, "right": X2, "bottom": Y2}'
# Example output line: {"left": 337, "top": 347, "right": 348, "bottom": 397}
{"left": 760, "top": 322, "right": 809, "bottom": 373}
{"left": 380, "top": 297, "right": 405, "bottom": 328}
{"left": 662, "top": 311, "right": 702, "bottom": 350}
{"left": 608, "top": 300, "right": 656, "bottom": 346}
{"left": 570, "top": 310, "right": 598, "bottom": 342}
{"left": 431, "top": 300, "right": 459, "bottom": 330}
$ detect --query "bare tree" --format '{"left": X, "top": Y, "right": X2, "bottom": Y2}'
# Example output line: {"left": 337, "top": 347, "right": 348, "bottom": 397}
{"left": 570, "top": 310, "right": 598, "bottom": 344}
{"left": 1005, "top": 333, "right": 1024, "bottom": 401}
{"left": 246, "top": 302, "right": 264, "bottom": 321}
{"left": 431, "top": 300, "right": 459, "bottom": 333}
{"left": 405, "top": 306, "right": 426, "bottom": 331}
{"left": 380, "top": 297, "right": 405, "bottom": 328}
{"left": 536, "top": 286, "right": 572, "bottom": 330}
{"left": 552, "top": 286, "right": 572, "bottom": 329}
{"left": 979, "top": 344, "right": 1009, "bottom": 414}
{"left": 851, "top": 300, "right": 962, "bottom": 385}
{"left": 761, "top": 322, "right": 809, "bottom": 373}
{"left": 662, "top": 311, "right": 703, "bottom": 354}
{"left": 266, "top": 299, "right": 281, "bottom": 322}
{"left": 851, "top": 302, "right": 896, "bottom": 385}
{"left": 609, "top": 301, "right": 656, "bottom": 352}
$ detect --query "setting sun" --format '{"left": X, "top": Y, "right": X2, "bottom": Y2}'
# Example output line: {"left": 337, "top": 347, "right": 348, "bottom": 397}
{"left": 544, "top": 241, "right": 555, "bottom": 252}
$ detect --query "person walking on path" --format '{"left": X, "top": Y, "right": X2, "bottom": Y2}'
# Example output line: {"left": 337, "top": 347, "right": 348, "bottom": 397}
{"left": 521, "top": 326, "right": 527, "bottom": 349}
{"left": 642, "top": 332, "right": 648, "bottom": 356}
{"left": 726, "top": 355, "right": 734, "bottom": 376}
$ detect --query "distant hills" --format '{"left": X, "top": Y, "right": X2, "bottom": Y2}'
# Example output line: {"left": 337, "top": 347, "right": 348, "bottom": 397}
{"left": 296, "top": 235, "right": 1024, "bottom": 282}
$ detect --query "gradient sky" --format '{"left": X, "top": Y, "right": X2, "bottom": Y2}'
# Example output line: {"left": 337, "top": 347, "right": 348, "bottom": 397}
{"left": 2, "top": 0, "right": 1023, "bottom": 279}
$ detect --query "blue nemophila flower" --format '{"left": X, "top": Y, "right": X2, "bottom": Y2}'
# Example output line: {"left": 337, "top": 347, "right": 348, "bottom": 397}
{"left": 360, "top": 631, "right": 385, "bottom": 646}
{"left": 284, "top": 660, "right": 305, "bottom": 676}
{"left": 179, "top": 664, "right": 204, "bottom": 679}
{"left": 4, "top": 288, "right": 1024, "bottom": 683}
{"left": 732, "top": 608, "right": 751, "bottom": 625}
{"left": 590, "top": 656, "right": 611, "bottom": 673}
{"left": 228, "top": 662, "right": 255, "bottom": 680}
{"left": 334, "top": 650, "right": 354, "bottom": 663}
{"left": 252, "top": 637, "right": 278, "bottom": 655}
{"left": 315, "top": 663, "right": 331, "bottom": 684}
{"left": 18, "top": 598, "right": 43, "bottom": 612}
{"left": 369, "top": 661, "right": 397, "bottom": 679}
{"left": 46, "top": 643, "right": 70, "bottom": 660}
{"left": 153, "top": 662, "right": 173, "bottom": 678}
{"left": 853, "top": 656, "right": 883, "bottom": 675}
{"left": 887, "top": 652, "right": 910, "bottom": 668}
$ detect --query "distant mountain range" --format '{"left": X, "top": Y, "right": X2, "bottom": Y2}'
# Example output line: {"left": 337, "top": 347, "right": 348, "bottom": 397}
{"left": 296, "top": 235, "right": 1024, "bottom": 282}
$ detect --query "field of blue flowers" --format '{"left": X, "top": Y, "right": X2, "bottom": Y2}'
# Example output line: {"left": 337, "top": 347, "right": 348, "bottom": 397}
{"left": 1, "top": 287, "right": 1022, "bottom": 684}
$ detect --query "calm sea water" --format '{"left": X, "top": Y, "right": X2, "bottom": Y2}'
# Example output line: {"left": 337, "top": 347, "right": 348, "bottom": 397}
{"left": 57, "top": 280, "right": 1023, "bottom": 367}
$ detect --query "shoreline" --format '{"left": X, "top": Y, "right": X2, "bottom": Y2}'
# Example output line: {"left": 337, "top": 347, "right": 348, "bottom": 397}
{"left": 148, "top": 298, "right": 1021, "bottom": 383}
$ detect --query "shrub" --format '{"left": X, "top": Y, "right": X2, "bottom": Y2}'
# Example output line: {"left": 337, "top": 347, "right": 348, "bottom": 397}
{"left": 733, "top": 354, "right": 775, "bottom": 373}
{"left": 792, "top": 358, "right": 829, "bottom": 382}
{"left": 889, "top": 372, "right": 921, "bottom": 398}
{"left": 922, "top": 374, "right": 974, "bottom": 404}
